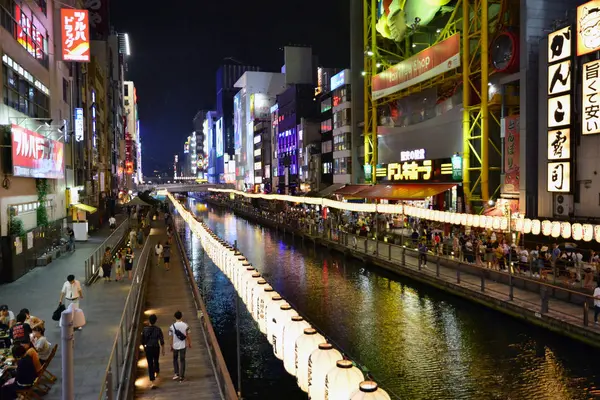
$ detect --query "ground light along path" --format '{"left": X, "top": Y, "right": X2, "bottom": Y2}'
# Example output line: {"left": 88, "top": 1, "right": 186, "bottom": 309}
{"left": 187, "top": 199, "right": 600, "bottom": 400}
{"left": 168, "top": 194, "right": 393, "bottom": 400}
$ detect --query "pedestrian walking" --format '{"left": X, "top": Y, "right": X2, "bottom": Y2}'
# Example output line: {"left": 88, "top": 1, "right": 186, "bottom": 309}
{"left": 67, "top": 227, "right": 75, "bottom": 251}
{"left": 594, "top": 281, "right": 600, "bottom": 325}
{"left": 125, "top": 246, "right": 134, "bottom": 280}
{"left": 141, "top": 314, "right": 165, "bottom": 389}
{"left": 59, "top": 274, "right": 83, "bottom": 310}
{"left": 169, "top": 311, "right": 191, "bottom": 382}
{"left": 137, "top": 228, "right": 144, "bottom": 248}
{"left": 101, "top": 247, "right": 113, "bottom": 282}
{"left": 129, "top": 228, "right": 137, "bottom": 247}
{"left": 155, "top": 242, "right": 163, "bottom": 267}
{"left": 163, "top": 242, "right": 171, "bottom": 271}
{"left": 167, "top": 226, "right": 173, "bottom": 244}
{"left": 115, "top": 250, "right": 124, "bottom": 281}
{"left": 109, "top": 215, "right": 117, "bottom": 230}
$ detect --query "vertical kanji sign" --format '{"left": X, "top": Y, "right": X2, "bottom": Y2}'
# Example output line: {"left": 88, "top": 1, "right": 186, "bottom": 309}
{"left": 547, "top": 25, "right": 573, "bottom": 193}
{"left": 582, "top": 59, "right": 600, "bottom": 135}
{"left": 502, "top": 115, "right": 520, "bottom": 195}
{"left": 60, "top": 9, "right": 90, "bottom": 62}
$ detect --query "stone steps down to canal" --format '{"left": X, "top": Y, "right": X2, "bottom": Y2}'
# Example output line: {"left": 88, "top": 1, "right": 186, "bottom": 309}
{"left": 222, "top": 204, "right": 600, "bottom": 348}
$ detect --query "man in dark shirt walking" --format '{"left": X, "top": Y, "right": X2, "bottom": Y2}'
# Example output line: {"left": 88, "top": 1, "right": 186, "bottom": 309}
{"left": 141, "top": 314, "right": 165, "bottom": 389}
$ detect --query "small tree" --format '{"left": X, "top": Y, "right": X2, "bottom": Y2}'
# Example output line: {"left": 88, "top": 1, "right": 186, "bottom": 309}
{"left": 36, "top": 179, "right": 50, "bottom": 227}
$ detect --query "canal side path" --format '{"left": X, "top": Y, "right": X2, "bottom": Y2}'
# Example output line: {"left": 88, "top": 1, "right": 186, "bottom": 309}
{"left": 0, "top": 214, "right": 154, "bottom": 399}
{"left": 133, "top": 224, "right": 224, "bottom": 400}
{"left": 208, "top": 199, "right": 600, "bottom": 348}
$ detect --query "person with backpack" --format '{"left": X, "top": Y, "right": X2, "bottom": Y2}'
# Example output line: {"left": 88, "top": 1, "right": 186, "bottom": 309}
{"left": 141, "top": 314, "right": 165, "bottom": 389}
{"left": 168, "top": 311, "right": 191, "bottom": 382}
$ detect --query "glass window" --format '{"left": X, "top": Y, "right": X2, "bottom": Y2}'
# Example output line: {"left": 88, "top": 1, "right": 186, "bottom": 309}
{"left": 321, "top": 140, "right": 333, "bottom": 153}
{"left": 322, "top": 162, "right": 333, "bottom": 174}
{"left": 321, "top": 97, "right": 332, "bottom": 113}
{"left": 334, "top": 157, "right": 352, "bottom": 175}
{"left": 2, "top": 61, "right": 49, "bottom": 118}
{"left": 333, "top": 133, "right": 351, "bottom": 151}
{"left": 320, "top": 119, "right": 332, "bottom": 133}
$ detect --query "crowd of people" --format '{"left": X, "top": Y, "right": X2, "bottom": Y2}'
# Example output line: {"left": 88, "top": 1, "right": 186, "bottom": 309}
{"left": 0, "top": 306, "right": 52, "bottom": 398}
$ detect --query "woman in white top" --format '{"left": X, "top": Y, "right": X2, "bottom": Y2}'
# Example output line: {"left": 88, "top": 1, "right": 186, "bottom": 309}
{"left": 32, "top": 326, "right": 51, "bottom": 363}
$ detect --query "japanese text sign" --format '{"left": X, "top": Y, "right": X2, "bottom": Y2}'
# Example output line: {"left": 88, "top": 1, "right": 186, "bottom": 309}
{"left": 74, "top": 108, "right": 84, "bottom": 142}
{"left": 547, "top": 129, "right": 571, "bottom": 160}
{"left": 547, "top": 162, "right": 570, "bottom": 193}
{"left": 548, "top": 26, "right": 572, "bottom": 63}
{"left": 502, "top": 115, "right": 520, "bottom": 195}
{"left": 60, "top": 9, "right": 90, "bottom": 62}
{"left": 375, "top": 159, "right": 461, "bottom": 183}
{"left": 582, "top": 59, "right": 600, "bottom": 135}
{"left": 11, "top": 125, "right": 64, "bottom": 179}
{"left": 577, "top": 1, "right": 600, "bottom": 56}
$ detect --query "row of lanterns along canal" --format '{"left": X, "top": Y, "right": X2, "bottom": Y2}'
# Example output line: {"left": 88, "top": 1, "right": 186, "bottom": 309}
{"left": 176, "top": 199, "right": 600, "bottom": 400}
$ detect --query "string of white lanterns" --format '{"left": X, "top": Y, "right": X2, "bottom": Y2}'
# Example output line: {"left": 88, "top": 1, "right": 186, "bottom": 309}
{"left": 208, "top": 188, "right": 600, "bottom": 243}
{"left": 168, "top": 193, "right": 392, "bottom": 399}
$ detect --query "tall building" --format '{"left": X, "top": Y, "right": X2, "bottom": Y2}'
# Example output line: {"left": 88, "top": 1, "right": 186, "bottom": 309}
{"left": 330, "top": 69, "right": 353, "bottom": 185}
{"left": 123, "top": 81, "right": 138, "bottom": 189}
{"left": 233, "top": 71, "right": 286, "bottom": 190}
{"left": 212, "top": 63, "right": 260, "bottom": 183}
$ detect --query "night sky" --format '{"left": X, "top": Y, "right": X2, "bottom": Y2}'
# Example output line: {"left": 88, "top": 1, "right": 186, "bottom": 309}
{"left": 111, "top": 1, "right": 350, "bottom": 175}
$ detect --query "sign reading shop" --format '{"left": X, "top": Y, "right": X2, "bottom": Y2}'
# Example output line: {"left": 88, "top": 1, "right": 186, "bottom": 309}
{"left": 375, "top": 158, "right": 462, "bottom": 184}
{"left": 11, "top": 125, "right": 64, "bottom": 179}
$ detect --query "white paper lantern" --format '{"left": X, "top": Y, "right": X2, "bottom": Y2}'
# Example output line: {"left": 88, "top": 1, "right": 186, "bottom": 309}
{"left": 296, "top": 328, "right": 326, "bottom": 392}
{"left": 485, "top": 216, "right": 493, "bottom": 230}
{"left": 282, "top": 317, "right": 311, "bottom": 373}
{"left": 243, "top": 272, "right": 262, "bottom": 307}
{"left": 492, "top": 216, "right": 501, "bottom": 230}
{"left": 350, "top": 381, "right": 392, "bottom": 400}
{"left": 583, "top": 224, "right": 594, "bottom": 242}
{"left": 531, "top": 219, "right": 541, "bottom": 235}
{"left": 550, "top": 221, "right": 561, "bottom": 238}
{"left": 265, "top": 296, "right": 285, "bottom": 343}
{"left": 472, "top": 215, "right": 480, "bottom": 228}
{"left": 572, "top": 223, "right": 583, "bottom": 241}
{"left": 308, "top": 344, "right": 343, "bottom": 400}
{"left": 258, "top": 288, "right": 277, "bottom": 334}
{"left": 235, "top": 260, "right": 251, "bottom": 289}
{"left": 270, "top": 304, "right": 296, "bottom": 351}
{"left": 324, "top": 359, "right": 364, "bottom": 400}
{"left": 237, "top": 265, "right": 255, "bottom": 293}
{"left": 249, "top": 279, "right": 268, "bottom": 320}
{"left": 560, "top": 222, "right": 571, "bottom": 239}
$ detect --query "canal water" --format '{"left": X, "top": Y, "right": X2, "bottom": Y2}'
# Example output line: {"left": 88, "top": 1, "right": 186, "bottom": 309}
{"left": 177, "top": 202, "right": 600, "bottom": 400}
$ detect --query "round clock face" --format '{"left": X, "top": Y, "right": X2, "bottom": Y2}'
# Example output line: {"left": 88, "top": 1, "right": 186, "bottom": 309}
{"left": 491, "top": 33, "right": 515, "bottom": 72}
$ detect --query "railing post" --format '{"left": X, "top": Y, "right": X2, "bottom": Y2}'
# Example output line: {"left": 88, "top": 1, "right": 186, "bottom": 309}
{"left": 106, "top": 369, "right": 114, "bottom": 400}
{"left": 540, "top": 286, "right": 549, "bottom": 314}
{"left": 436, "top": 257, "right": 440, "bottom": 277}
{"left": 457, "top": 269, "right": 461, "bottom": 284}
{"left": 364, "top": 238, "right": 368, "bottom": 253}
{"left": 480, "top": 274, "right": 485, "bottom": 291}
{"left": 401, "top": 247, "right": 406, "bottom": 266}
{"left": 388, "top": 243, "right": 392, "bottom": 260}
{"left": 418, "top": 252, "right": 422, "bottom": 271}
{"left": 584, "top": 301, "right": 589, "bottom": 327}
{"left": 508, "top": 271, "right": 514, "bottom": 300}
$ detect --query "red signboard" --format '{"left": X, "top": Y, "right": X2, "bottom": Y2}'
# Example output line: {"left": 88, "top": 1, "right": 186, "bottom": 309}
{"left": 11, "top": 125, "right": 64, "bottom": 179}
{"left": 60, "top": 9, "right": 90, "bottom": 62}
{"left": 503, "top": 115, "right": 520, "bottom": 195}
{"left": 372, "top": 33, "right": 461, "bottom": 100}
{"left": 15, "top": 5, "right": 45, "bottom": 59}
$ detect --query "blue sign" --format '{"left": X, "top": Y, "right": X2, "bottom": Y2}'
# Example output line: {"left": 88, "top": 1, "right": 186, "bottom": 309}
{"left": 330, "top": 70, "right": 346, "bottom": 91}
{"left": 74, "top": 108, "right": 84, "bottom": 142}
{"left": 216, "top": 117, "right": 224, "bottom": 157}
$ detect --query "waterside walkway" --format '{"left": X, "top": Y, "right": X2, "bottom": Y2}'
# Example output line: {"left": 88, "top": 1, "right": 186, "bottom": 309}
{"left": 209, "top": 199, "right": 600, "bottom": 348}
{"left": 133, "top": 225, "right": 229, "bottom": 399}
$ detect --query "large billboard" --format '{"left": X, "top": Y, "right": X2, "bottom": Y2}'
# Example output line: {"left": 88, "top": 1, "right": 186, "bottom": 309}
{"left": 372, "top": 33, "right": 460, "bottom": 100}
{"left": 250, "top": 93, "right": 275, "bottom": 120}
{"left": 234, "top": 92, "right": 242, "bottom": 150}
{"left": 60, "top": 9, "right": 90, "bottom": 62}
{"left": 15, "top": 4, "right": 46, "bottom": 60}
{"left": 11, "top": 125, "right": 64, "bottom": 179}
{"left": 216, "top": 118, "right": 224, "bottom": 157}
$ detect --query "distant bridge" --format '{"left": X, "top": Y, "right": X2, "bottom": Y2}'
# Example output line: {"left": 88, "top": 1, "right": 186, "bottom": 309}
{"left": 137, "top": 183, "right": 232, "bottom": 193}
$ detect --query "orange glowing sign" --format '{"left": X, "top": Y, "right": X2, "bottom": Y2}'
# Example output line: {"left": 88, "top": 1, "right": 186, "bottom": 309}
{"left": 577, "top": 0, "right": 600, "bottom": 56}
{"left": 125, "top": 161, "right": 134, "bottom": 175}
{"left": 60, "top": 9, "right": 90, "bottom": 62}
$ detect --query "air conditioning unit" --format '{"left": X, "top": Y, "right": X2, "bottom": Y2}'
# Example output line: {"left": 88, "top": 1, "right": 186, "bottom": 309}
{"left": 554, "top": 194, "right": 573, "bottom": 217}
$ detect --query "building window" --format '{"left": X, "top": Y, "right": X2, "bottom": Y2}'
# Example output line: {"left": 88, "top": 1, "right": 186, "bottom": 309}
{"left": 320, "top": 119, "right": 332, "bottom": 133}
{"left": 321, "top": 140, "right": 333, "bottom": 153}
{"left": 333, "top": 133, "right": 351, "bottom": 151}
{"left": 34, "top": 0, "right": 46, "bottom": 14}
{"left": 11, "top": 4, "right": 49, "bottom": 68}
{"left": 334, "top": 157, "right": 351, "bottom": 175}
{"left": 321, "top": 97, "right": 332, "bottom": 113}
{"left": 333, "top": 108, "right": 351, "bottom": 129}
{"left": 2, "top": 55, "right": 50, "bottom": 118}
{"left": 62, "top": 78, "right": 68, "bottom": 102}
{"left": 322, "top": 162, "right": 333, "bottom": 174}
{"left": 332, "top": 86, "right": 351, "bottom": 107}
{"left": 124, "top": 84, "right": 129, "bottom": 96}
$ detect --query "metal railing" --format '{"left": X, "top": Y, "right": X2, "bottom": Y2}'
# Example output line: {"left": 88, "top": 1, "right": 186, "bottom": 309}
{"left": 98, "top": 239, "right": 152, "bottom": 400}
{"left": 172, "top": 208, "right": 238, "bottom": 400}
{"left": 84, "top": 219, "right": 130, "bottom": 285}
{"left": 225, "top": 202, "right": 599, "bottom": 331}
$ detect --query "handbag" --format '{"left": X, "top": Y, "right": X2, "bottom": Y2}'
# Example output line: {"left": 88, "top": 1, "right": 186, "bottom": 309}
{"left": 52, "top": 304, "right": 66, "bottom": 321}
{"left": 171, "top": 324, "right": 187, "bottom": 341}
{"left": 98, "top": 266, "right": 104, "bottom": 277}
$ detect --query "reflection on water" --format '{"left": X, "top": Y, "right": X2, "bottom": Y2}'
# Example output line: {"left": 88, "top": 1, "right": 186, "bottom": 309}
{"left": 181, "top": 205, "right": 600, "bottom": 400}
